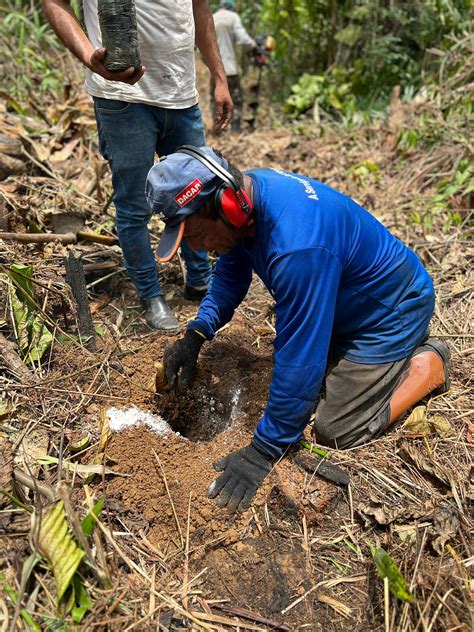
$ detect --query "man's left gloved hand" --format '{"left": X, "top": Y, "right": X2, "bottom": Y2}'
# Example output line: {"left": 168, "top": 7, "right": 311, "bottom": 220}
{"left": 207, "top": 442, "right": 273, "bottom": 513}
{"left": 163, "top": 330, "right": 205, "bottom": 388}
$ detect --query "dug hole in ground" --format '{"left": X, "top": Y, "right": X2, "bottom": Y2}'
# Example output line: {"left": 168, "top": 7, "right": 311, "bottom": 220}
{"left": 103, "top": 305, "right": 339, "bottom": 629}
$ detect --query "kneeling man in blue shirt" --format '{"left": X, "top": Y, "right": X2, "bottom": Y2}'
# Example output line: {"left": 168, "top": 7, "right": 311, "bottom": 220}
{"left": 146, "top": 146, "right": 450, "bottom": 514}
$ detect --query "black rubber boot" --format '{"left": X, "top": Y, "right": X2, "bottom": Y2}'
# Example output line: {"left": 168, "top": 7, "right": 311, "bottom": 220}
{"left": 183, "top": 285, "right": 208, "bottom": 302}
{"left": 141, "top": 296, "right": 179, "bottom": 331}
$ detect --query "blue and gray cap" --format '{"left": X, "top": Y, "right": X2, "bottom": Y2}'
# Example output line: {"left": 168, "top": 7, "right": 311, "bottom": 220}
{"left": 145, "top": 146, "right": 228, "bottom": 262}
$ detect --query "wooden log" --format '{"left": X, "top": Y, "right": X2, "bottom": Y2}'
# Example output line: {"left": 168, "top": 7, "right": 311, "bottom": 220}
{"left": 82, "top": 260, "right": 119, "bottom": 273}
{"left": 0, "top": 231, "right": 77, "bottom": 244}
{"left": 0, "top": 332, "right": 33, "bottom": 382}
{"left": 0, "top": 197, "right": 8, "bottom": 231}
{"left": 0, "top": 231, "right": 117, "bottom": 246}
{"left": 0, "top": 133, "right": 23, "bottom": 158}
{"left": 76, "top": 231, "right": 117, "bottom": 246}
{"left": 293, "top": 451, "right": 350, "bottom": 487}
{"left": 0, "top": 153, "right": 27, "bottom": 180}
{"left": 0, "top": 134, "right": 23, "bottom": 157}
{"left": 64, "top": 252, "right": 96, "bottom": 351}
{"left": 212, "top": 603, "right": 292, "bottom": 632}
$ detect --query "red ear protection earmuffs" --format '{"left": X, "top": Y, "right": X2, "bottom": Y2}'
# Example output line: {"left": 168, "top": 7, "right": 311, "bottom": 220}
{"left": 176, "top": 145, "right": 253, "bottom": 228}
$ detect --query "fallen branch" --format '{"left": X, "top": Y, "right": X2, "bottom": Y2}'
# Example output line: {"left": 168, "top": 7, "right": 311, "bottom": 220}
{"left": 0, "top": 231, "right": 76, "bottom": 244}
{"left": 212, "top": 603, "right": 292, "bottom": 631}
{"left": 76, "top": 231, "right": 117, "bottom": 246}
{"left": 0, "top": 331, "right": 33, "bottom": 382}
{"left": 0, "top": 152, "right": 26, "bottom": 179}
{"left": 293, "top": 450, "right": 350, "bottom": 486}
{"left": 0, "top": 230, "right": 117, "bottom": 246}
{"left": 13, "top": 467, "right": 55, "bottom": 501}
{"left": 64, "top": 252, "right": 96, "bottom": 351}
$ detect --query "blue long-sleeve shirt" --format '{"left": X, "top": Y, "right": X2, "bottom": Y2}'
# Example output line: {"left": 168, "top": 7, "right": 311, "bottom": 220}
{"left": 188, "top": 168, "right": 434, "bottom": 457}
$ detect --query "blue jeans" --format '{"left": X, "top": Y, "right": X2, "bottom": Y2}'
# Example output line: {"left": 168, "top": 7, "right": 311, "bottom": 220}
{"left": 93, "top": 98, "right": 212, "bottom": 299}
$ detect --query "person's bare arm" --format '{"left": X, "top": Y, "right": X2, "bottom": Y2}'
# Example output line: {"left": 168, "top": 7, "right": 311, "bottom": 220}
{"left": 42, "top": 0, "right": 144, "bottom": 84}
{"left": 192, "top": 0, "right": 233, "bottom": 131}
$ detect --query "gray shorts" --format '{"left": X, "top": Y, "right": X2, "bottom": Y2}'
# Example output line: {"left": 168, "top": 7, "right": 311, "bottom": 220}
{"left": 313, "top": 351, "right": 410, "bottom": 449}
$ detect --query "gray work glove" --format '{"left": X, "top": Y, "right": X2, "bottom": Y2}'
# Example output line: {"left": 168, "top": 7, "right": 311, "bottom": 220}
{"left": 163, "top": 330, "right": 205, "bottom": 387}
{"left": 207, "top": 442, "right": 273, "bottom": 513}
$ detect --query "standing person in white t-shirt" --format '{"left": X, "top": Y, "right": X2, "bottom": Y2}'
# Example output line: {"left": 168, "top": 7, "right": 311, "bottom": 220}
{"left": 43, "top": 0, "right": 233, "bottom": 330}
{"left": 212, "top": 0, "right": 255, "bottom": 131}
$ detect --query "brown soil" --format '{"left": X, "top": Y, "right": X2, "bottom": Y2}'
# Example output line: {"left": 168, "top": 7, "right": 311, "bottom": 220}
{"left": 103, "top": 309, "right": 348, "bottom": 629}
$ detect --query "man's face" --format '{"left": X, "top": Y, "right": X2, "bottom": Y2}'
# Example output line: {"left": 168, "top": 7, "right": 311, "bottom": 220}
{"left": 184, "top": 210, "right": 241, "bottom": 254}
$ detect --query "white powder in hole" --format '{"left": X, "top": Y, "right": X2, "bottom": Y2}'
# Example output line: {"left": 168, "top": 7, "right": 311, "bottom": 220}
{"left": 229, "top": 386, "right": 242, "bottom": 420}
{"left": 107, "top": 405, "right": 173, "bottom": 437}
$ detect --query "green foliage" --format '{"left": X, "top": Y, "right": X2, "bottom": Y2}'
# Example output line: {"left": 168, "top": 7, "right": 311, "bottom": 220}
{"left": 80, "top": 498, "right": 105, "bottom": 537}
{"left": 0, "top": 0, "right": 64, "bottom": 98}
{"left": 236, "top": 0, "right": 473, "bottom": 110}
{"left": 7, "top": 264, "right": 53, "bottom": 364}
{"left": 431, "top": 159, "right": 474, "bottom": 212}
{"left": 285, "top": 66, "right": 356, "bottom": 119}
{"left": 346, "top": 160, "right": 381, "bottom": 186}
{"left": 371, "top": 546, "right": 415, "bottom": 603}
{"left": 399, "top": 33, "right": 474, "bottom": 229}
{"left": 71, "top": 576, "right": 94, "bottom": 624}
{"left": 37, "top": 501, "right": 85, "bottom": 603}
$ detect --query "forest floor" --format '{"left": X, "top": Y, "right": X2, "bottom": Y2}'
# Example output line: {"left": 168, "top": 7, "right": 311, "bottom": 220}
{"left": 0, "top": 58, "right": 472, "bottom": 631}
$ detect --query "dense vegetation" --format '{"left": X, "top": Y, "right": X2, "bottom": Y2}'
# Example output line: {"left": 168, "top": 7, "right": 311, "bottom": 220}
{"left": 234, "top": 0, "right": 473, "bottom": 110}
{"left": 2, "top": 0, "right": 473, "bottom": 116}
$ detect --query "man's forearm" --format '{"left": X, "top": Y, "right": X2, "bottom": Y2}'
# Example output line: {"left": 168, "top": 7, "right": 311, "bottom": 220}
{"left": 43, "top": 0, "right": 94, "bottom": 68}
{"left": 192, "top": 0, "right": 227, "bottom": 84}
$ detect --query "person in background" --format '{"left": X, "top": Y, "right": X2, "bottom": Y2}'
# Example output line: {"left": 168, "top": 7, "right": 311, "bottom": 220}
{"left": 43, "top": 0, "right": 233, "bottom": 330}
{"left": 212, "top": 0, "right": 256, "bottom": 132}
{"left": 146, "top": 146, "right": 450, "bottom": 514}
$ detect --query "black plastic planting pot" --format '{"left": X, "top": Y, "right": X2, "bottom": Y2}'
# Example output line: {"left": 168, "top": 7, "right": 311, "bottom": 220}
{"left": 98, "top": 0, "right": 141, "bottom": 71}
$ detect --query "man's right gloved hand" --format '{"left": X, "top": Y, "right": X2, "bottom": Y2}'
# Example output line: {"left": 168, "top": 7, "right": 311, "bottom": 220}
{"left": 163, "top": 330, "right": 205, "bottom": 387}
{"left": 207, "top": 442, "right": 273, "bottom": 513}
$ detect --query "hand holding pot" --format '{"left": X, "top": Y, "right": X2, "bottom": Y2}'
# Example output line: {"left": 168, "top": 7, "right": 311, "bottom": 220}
{"left": 88, "top": 48, "right": 145, "bottom": 84}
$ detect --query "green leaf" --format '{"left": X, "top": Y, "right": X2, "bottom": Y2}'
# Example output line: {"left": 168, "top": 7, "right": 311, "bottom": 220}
{"left": 299, "top": 439, "right": 329, "bottom": 458}
{"left": 56, "top": 332, "right": 83, "bottom": 344}
{"left": 28, "top": 315, "right": 54, "bottom": 363}
{"left": 0, "top": 91, "right": 29, "bottom": 116}
{"left": 36, "top": 456, "right": 121, "bottom": 478}
{"left": 343, "top": 538, "right": 360, "bottom": 556}
{"left": 7, "top": 264, "right": 53, "bottom": 363}
{"left": 370, "top": 546, "right": 414, "bottom": 603}
{"left": 81, "top": 498, "right": 105, "bottom": 537}
{"left": 7, "top": 264, "right": 36, "bottom": 310}
{"left": 463, "top": 177, "right": 474, "bottom": 195}
{"left": 335, "top": 25, "right": 363, "bottom": 47}
{"left": 20, "top": 552, "right": 41, "bottom": 586}
{"left": 95, "top": 325, "right": 105, "bottom": 336}
{"left": 37, "top": 501, "right": 85, "bottom": 602}
{"left": 8, "top": 285, "right": 30, "bottom": 352}
{"left": 71, "top": 576, "right": 93, "bottom": 623}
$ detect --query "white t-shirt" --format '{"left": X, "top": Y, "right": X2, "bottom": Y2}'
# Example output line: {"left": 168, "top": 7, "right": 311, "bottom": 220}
{"left": 82, "top": 0, "right": 198, "bottom": 108}
{"left": 213, "top": 8, "right": 255, "bottom": 76}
